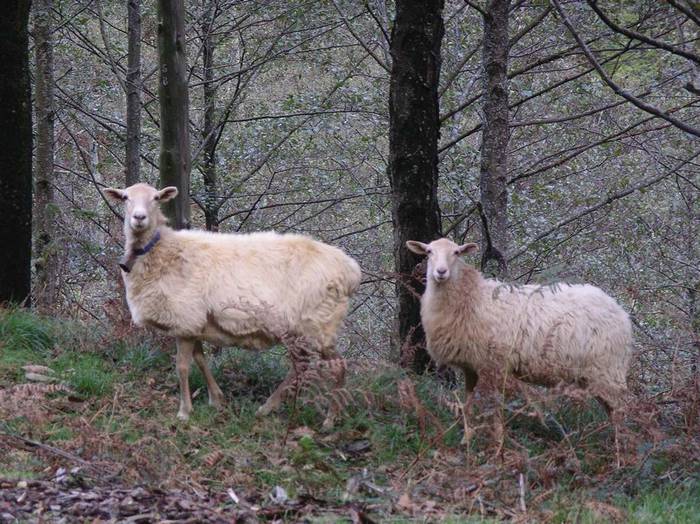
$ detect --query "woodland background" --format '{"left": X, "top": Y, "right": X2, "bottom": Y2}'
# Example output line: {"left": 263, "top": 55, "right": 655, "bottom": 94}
{"left": 0, "top": 0, "right": 698, "bottom": 521}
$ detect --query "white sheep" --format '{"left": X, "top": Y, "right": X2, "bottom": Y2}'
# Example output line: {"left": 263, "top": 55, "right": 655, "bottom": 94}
{"left": 405, "top": 238, "right": 633, "bottom": 437}
{"left": 104, "top": 183, "right": 361, "bottom": 427}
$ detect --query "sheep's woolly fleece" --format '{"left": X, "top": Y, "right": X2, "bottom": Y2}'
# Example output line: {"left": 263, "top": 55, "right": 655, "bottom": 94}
{"left": 415, "top": 239, "right": 632, "bottom": 408}
{"left": 124, "top": 227, "right": 361, "bottom": 350}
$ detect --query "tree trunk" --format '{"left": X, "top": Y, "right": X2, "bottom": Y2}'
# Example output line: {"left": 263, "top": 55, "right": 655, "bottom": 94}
{"left": 202, "top": 1, "right": 218, "bottom": 231}
{"left": 690, "top": 280, "right": 700, "bottom": 383}
{"left": 157, "top": 0, "right": 190, "bottom": 229}
{"left": 479, "top": 0, "right": 510, "bottom": 277}
{"left": 388, "top": 0, "right": 444, "bottom": 373}
{"left": 34, "top": 0, "right": 58, "bottom": 311}
{"left": 0, "top": 0, "right": 32, "bottom": 306}
{"left": 125, "top": 0, "right": 142, "bottom": 186}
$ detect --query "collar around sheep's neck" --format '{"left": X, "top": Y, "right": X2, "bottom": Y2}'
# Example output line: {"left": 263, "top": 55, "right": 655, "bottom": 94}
{"left": 134, "top": 230, "right": 161, "bottom": 256}
{"left": 119, "top": 230, "right": 161, "bottom": 273}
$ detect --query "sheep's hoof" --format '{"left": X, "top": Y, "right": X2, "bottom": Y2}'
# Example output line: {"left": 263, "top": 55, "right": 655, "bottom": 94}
{"left": 209, "top": 395, "right": 225, "bottom": 409}
{"left": 177, "top": 410, "right": 190, "bottom": 421}
{"left": 255, "top": 404, "right": 272, "bottom": 418}
{"left": 321, "top": 416, "right": 335, "bottom": 432}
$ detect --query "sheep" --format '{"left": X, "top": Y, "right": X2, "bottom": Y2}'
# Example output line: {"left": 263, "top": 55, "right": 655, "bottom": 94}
{"left": 103, "top": 183, "right": 361, "bottom": 427}
{"left": 405, "top": 238, "right": 633, "bottom": 440}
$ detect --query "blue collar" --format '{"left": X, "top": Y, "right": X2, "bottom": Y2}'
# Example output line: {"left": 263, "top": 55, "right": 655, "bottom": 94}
{"left": 133, "top": 230, "right": 161, "bottom": 256}
{"left": 119, "top": 230, "right": 160, "bottom": 273}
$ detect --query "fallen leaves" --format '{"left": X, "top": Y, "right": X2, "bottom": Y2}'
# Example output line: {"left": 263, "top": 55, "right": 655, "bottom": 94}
{"left": 0, "top": 478, "right": 234, "bottom": 523}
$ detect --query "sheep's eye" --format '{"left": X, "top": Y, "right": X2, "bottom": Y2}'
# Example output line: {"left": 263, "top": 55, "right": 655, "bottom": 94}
{"left": 426, "top": 249, "right": 432, "bottom": 255}
{"left": 454, "top": 250, "right": 460, "bottom": 255}
{"left": 122, "top": 195, "right": 129, "bottom": 201}
{"left": 153, "top": 195, "right": 160, "bottom": 201}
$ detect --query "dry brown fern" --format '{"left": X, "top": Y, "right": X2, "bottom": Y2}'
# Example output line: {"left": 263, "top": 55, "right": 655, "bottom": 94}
{"left": 398, "top": 378, "right": 444, "bottom": 438}
{"left": 0, "top": 382, "right": 74, "bottom": 424}
{"left": 201, "top": 450, "right": 225, "bottom": 468}
{"left": 217, "top": 297, "right": 356, "bottom": 426}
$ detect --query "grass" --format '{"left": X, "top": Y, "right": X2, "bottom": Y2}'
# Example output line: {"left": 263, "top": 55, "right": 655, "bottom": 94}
{"left": 626, "top": 484, "right": 700, "bottom": 523}
{"left": 544, "top": 483, "right": 700, "bottom": 523}
{"left": 0, "top": 308, "right": 54, "bottom": 384}
{"left": 0, "top": 308, "right": 699, "bottom": 521}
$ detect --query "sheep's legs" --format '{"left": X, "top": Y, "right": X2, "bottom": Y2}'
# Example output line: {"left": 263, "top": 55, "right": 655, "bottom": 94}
{"left": 175, "top": 338, "right": 195, "bottom": 421}
{"left": 193, "top": 340, "right": 225, "bottom": 409}
{"left": 256, "top": 345, "right": 346, "bottom": 430}
{"left": 256, "top": 369, "right": 294, "bottom": 418}
{"left": 596, "top": 390, "right": 626, "bottom": 468}
{"left": 320, "top": 346, "right": 346, "bottom": 431}
{"left": 461, "top": 367, "right": 478, "bottom": 445}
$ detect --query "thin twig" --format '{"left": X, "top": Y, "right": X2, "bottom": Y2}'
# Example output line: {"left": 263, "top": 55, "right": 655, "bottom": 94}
{"left": 551, "top": 0, "right": 700, "bottom": 138}
{"left": 0, "top": 427, "right": 115, "bottom": 478}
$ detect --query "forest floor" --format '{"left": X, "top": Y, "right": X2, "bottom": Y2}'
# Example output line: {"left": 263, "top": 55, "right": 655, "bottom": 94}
{"left": 0, "top": 308, "right": 698, "bottom": 523}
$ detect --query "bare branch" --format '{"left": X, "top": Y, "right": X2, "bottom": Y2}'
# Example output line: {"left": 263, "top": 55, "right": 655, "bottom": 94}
{"left": 331, "top": 0, "right": 391, "bottom": 73}
{"left": 551, "top": 0, "right": 700, "bottom": 138}
{"left": 509, "top": 6, "right": 551, "bottom": 49}
{"left": 509, "top": 149, "right": 700, "bottom": 262}
{"left": 464, "top": 0, "right": 487, "bottom": 18}
{"left": 668, "top": 0, "right": 700, "bottom": 26}
{"left": 585, "top": 0, "right": 700, "bottom": 64}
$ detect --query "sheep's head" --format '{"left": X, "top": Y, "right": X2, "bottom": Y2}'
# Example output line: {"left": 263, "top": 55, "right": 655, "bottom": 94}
{"left": 103, "top": 183, "right": 178, "bottom": 236}
{"left": 406, "top": 238, "right": 478, "bottom": 284}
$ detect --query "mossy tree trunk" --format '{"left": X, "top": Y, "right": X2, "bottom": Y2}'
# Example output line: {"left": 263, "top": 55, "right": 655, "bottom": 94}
{"left": 157, "top": 0, "right": 190, "bottom": 229}
{"left": 479, "top": 0, "right": 511, "bottom": 278}
{"left": 126, "top": 0, "right": 142, "bottom": 186}
{"left": 34, "top": 0, "right": 59, "bottom": 311}
{"left": 388, "top": 0, "right": 444, "bottom": 373}
{"left": 201, "top": 1, "right": 218, "bottom": 231}
{"left": 0, "top": 0, "right": 32, "bottom": 306}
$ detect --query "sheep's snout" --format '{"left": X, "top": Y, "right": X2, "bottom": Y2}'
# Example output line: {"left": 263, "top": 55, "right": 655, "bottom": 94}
{"left": 433, "top": 267, "right": 450, "bottom": 282}
{"left": 129, "top": 209, "right": 149, "bottom": 231}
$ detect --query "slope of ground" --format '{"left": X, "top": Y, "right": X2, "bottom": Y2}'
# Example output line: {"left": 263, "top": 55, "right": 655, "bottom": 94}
{"left": 0, "top": 308, "right": 698, "bottom": 522}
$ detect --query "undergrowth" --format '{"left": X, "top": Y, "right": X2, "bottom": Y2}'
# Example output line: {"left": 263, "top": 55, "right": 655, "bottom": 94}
{"left": 0, "top": 307, "right": 698, "bottom": 521}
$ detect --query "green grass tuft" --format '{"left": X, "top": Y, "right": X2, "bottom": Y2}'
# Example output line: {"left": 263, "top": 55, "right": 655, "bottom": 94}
{"left": 116, "top": 341, "right": 170, "bottom": 376}
{"left": 627, "top": 484, "right": 700, "bottom": 524}
{"left": 0, "top": 308, "right": 54, "bottom": 355}
{"left": 54, "top": 353, "right": 116, "bottom": 397}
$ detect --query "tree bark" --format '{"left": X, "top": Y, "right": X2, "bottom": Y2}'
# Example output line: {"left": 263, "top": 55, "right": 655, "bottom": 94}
{"left": 202, "top": 1, "right": 218, "bottom": 231}
{"left": 479, "top": 0, "right": 510, "bottom": 277}
{"left": 388, "top": 0, "right": 444, "bottom": 373}
{"left": 34, "top": 0, "right": 58, "bottom": 311}
{"left": 0, "top": 0, "right": 32, "bottom": 306}
{"left": 157, "top": 0, "right": 190, "bottom": 229}
{"left": 125, "top": 0, "right": 142, "bottom": 186}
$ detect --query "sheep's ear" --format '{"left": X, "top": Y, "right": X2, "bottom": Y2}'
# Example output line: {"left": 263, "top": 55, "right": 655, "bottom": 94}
{"left": 406, "top": 241, "right": 429, "bottom": 255}
{"left": 457, "top": 243, "right": 479, "bottom": 256}
{"left": 155, "top": 186, "right": 178, "bottom": 202}
{"left": 103, "top": 187, "right": 127, "bottom": 201}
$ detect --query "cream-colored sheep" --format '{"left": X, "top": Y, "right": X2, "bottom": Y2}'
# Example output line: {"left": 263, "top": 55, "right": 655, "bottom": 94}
{"left": 104, "top": 183, "right": 361, "bottom": 426}
{"left": 406, "top": 238, "right": 632, "bottom": 434}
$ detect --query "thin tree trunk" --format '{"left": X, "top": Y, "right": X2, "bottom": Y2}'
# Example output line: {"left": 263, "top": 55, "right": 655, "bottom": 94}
{"left": 125, "top": 0, "right": 142, "bottom": 186}
{"left": 479, "top": 0, "right": 510, "bottom": 277}
{"left": 34, "top": 0, "right": 58, "bottom": 311}
{"left": 202, "top": 1, "right": 218, "bottom": 231}
{"left": 690, "top": 281, "right": 700, "bottom": 381}
{"left": 683, "top": 190, "right": 700, "bottom": 404}
{"left": 0, "top": 0, "right": 32, "bottom": 306}
{"left": 388, "top": 0, "right": 444, "bottom": 373}
{"left": 157, "top": 0, "right": 190, "bottom": 229}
